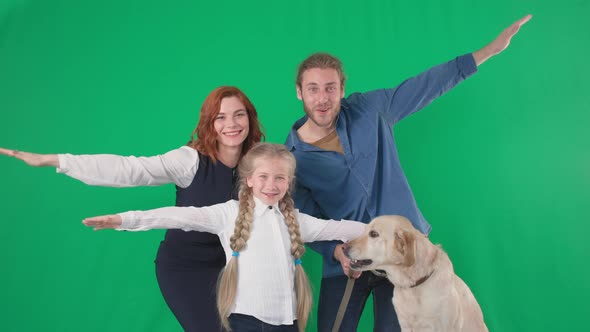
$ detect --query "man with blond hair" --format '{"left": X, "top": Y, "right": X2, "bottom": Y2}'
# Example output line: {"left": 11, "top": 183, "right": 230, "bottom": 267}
{"left": 286, "top": 15, "right": 531, "bottom": 332}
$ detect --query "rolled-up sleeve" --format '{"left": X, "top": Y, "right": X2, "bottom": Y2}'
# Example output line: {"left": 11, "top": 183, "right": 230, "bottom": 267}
{"left": 351, "top": 53, "right": 478, "bottom": 126}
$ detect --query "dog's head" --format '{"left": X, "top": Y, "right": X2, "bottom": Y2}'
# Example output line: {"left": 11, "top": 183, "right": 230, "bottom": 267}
{"left": 344, "top": 215, "right": 417, "bottom": 271}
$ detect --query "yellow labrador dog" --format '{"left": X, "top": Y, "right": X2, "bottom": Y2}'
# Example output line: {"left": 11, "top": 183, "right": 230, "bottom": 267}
{"left": 344, "top": 215, "right": 488, "bottom": 332}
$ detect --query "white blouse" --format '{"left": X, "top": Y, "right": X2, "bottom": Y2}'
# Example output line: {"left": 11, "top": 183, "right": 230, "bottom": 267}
{"left": 117, "top": 197, "right": 366, "bottom": 325}
{"left": 56, "top": 146, "right": 199, "bottom": 188}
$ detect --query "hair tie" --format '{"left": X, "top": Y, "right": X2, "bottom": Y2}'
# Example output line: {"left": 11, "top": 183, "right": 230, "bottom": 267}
{"left": 232, "top": 251, "right": 239, "bottom": 257}
{"left": 294, "top": 259, "right": 302, "bottom": 265}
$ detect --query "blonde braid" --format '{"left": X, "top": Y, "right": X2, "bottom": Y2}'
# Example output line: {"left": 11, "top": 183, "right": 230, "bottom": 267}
{"left": 280, "top": 191, "right": 312, "bottom": 332}
{"left": 280, "top": 192, "right": 305, "bottom": 258}
{"left": 216, "top": 187, "right": 255, "bottom": 331}
{"left": 230, "top": 188, "right": 255, "bottom": 251}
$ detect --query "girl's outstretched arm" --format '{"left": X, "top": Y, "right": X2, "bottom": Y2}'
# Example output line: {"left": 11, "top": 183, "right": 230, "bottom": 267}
{"left": 298, "top": 213, "right": 366, "bottom": 243}
{"left": 82, "top": 201, "right": 238, "bottom": 233}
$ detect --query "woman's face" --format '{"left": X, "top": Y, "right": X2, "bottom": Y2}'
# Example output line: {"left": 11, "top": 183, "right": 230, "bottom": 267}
{"left": 214, "top": 96, "right": 250, "bottom": 151}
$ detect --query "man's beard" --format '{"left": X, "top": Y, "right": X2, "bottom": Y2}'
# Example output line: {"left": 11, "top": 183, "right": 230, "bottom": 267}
{"left": 302, "top": 99, "right": 340, "bottom": 129}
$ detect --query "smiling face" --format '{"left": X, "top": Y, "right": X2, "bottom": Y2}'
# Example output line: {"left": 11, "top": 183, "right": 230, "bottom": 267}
{"left": 297, "top": 67, "right": 345, "bottom": 132}
{"left": 246, "top": 156, "right": 292, "bottom": 206}
{"left": 214, "top": 96, "right": 250, "bottom": 152}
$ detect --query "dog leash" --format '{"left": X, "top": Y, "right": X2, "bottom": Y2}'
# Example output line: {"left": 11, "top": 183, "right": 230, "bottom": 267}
{"left": 331, "top": 269, "right": 387, "bottom": 332}
{"left": 331, "top": 275, "right": 355, "bottom": 332}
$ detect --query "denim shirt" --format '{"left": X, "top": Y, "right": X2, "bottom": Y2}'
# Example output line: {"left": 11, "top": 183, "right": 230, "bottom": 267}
{"left": 285, "top": 54, "right": 477, "bottom": 278}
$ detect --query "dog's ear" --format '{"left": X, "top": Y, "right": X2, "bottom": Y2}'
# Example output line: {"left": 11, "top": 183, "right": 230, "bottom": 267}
{"left": 394, "top": 230, "right": 416, "bottom": 266}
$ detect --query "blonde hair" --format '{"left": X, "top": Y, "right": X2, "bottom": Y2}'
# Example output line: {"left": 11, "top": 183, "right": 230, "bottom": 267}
{"left": 216, "top": 143, "right": 313, "bottom": 332}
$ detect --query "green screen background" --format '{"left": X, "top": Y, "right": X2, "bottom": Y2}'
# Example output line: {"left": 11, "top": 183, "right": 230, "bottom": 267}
{"left": 1, "top": 1, "right": 588, "bottom": 331}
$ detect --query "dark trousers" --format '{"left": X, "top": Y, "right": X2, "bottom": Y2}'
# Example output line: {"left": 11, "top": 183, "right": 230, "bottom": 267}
{"left": 156, "top": 264, "right": 225, "bottom": 332}
{"left": 317, "top": 273, "right": 401, "bottom": 332}
{"left": 229, "top": 314, "right": 299, "bottom": 332}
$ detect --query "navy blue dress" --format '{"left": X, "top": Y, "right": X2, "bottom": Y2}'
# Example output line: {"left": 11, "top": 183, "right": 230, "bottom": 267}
{"left": 155, "top": 152, "right": 237, "bottom": 332}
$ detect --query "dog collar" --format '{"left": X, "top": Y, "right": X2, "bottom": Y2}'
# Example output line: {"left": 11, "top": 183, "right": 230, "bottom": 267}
{"left": 410, "top": 249, "right": 438, "bottom": 288}
{"left": 410, "top": 269, "right": 434, "bottom": 288}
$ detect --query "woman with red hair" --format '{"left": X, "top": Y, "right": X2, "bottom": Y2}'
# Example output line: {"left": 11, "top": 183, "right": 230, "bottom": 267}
{"left": 0, "top": 86, "right": 265, "bottom": 332}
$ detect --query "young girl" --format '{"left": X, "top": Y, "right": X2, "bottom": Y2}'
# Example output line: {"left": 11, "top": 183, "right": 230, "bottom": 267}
{"left": 0, "top": 86, "right": 264, "bottom": 332}
{"left": 83, "top": 143, "right": 366, "bottom": 332}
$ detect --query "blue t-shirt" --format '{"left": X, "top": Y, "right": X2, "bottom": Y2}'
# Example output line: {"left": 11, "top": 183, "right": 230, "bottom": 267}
{"left": 285, "top": 54, "right": 477, "bottom": 277}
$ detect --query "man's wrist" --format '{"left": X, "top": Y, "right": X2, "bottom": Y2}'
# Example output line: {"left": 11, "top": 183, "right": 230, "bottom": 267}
{"left": 332, "top": 244, "right": 342, "bottom": 262}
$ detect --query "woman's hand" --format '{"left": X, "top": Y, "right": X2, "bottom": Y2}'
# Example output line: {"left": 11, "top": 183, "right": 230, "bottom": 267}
{"left": 83, "top": 214, "right": 123, "bottom": 230}
{"left": 0, "top": 147, "right": 59, "bottom": 167}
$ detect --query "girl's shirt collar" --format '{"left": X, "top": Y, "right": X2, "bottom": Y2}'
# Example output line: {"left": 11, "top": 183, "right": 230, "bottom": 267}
{"left": 252, "top": 196, "right": 284, "bottom": 218}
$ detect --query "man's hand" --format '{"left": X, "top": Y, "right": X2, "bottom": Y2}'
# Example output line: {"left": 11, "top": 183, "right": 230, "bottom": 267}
{"left": 334, "top": 243, "right": 362, "bottom": 279}
{"left": 473, "top": 14, "right": 532, "bottom": 66}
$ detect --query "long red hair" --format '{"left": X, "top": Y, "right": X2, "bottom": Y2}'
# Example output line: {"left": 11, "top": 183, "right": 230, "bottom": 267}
{"left": 189, "top": 86, "right": 265, "bottom": 163}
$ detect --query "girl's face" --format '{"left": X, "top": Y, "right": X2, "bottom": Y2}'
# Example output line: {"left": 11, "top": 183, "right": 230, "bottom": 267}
{"left": 214, "top": 96, "right": 250, "bottom": 151}
{"left": 246, "top": 157, "right": 292, "bottom": 206}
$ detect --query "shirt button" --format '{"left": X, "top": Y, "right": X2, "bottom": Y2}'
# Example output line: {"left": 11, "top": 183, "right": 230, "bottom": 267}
{"left": 268, "top": 206, "right": 273, "bottom": 210}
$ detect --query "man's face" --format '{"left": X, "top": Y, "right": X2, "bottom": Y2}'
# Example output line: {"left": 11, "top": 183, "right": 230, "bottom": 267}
{"left": 297, "top": 68, "right": 345, "bottom": 131}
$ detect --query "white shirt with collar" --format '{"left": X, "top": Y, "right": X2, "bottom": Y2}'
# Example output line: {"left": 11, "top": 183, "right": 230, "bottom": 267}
{"left": 117, "top": 197, "right": 365, "bottom": 325}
